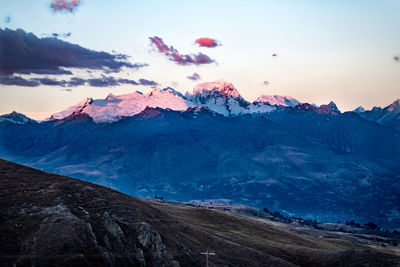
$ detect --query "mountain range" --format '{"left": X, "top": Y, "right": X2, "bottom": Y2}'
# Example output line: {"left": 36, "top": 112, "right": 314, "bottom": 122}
{"left": 48, "top": 80, "right": 291, "bottom": 122}
{"left": 0, "top": 80, "right": 399, "bottom": 229}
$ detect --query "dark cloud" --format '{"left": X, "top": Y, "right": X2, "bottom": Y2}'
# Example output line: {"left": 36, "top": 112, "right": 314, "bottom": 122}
{"left": 118, "top": 78, "right": 138, "bottom": 85}
{"left": 33, "top": 77, "right": 67, "bottom": 86}
{"left": 0, "top": 73, "right": 150, "bottom": 88}
{"left": 51, "top": 32, "right": 72, "bottom": 38}
{"left": 17, "top": 69, "right": 73, "bottom": 75}
{"left": 87, "top": 76, "right": 119, "bottom": 87}
{"left": 394, "top": 55, "right": 399, "bottom": 62}
{"left": 139, "top": 78, "right": 158, "bottom": 86}
{"left": 195, "top": 38, "right": 220, "bottom": 48}
{"left": 67, "top": 77, "right": 86, "bottom": 87}
{"left": 149, "top": 36, "right": 215, "bottom": 65}
{"left": 51, "top": 0, "right": 82, "bottom": 13}
{"left": 0, "top": 76, "right": 40, "bottom": 87}
{"left": 87, "top": 76, "right": 140, "bottom": 87}
{"left": 187, "top": 72, "right": 201, "bottom": 81}
{"left": 0, "top": 28, "right": 146, "bottom": 75}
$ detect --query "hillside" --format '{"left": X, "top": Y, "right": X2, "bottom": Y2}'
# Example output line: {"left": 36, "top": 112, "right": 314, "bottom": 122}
{"left": 0, "top": 159, "right": 399, "bottom": 266}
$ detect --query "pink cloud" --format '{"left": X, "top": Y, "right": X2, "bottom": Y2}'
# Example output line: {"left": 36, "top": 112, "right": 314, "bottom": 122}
{"left": 51, "top": 0, "right": 82, "bottom": 13}
{"left": 149, "top": 36, "right": 215, "bottom": 65}
{"left": 195, "top": 38, "right": 220, "bottom": 48}
{"left": 187, "top": 72, "right": 201, "bottom": 81}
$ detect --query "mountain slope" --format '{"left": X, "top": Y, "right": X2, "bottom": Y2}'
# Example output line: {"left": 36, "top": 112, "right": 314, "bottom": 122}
{"left": 49, "top": 88, "right": 193, "bottom": 123}
{"left": 357, "top": 99, "right": 400, "bottom": 133}
{"left": 1, "top": 107, "right": 399, "bottom": 228}
{"left": 0, "top": 111, "right": 36, "bottom": 124}
{"left": 256, "top": 95, "right": 300, "bottom": 107}
{"left": 263, "top": 106, "right": 399, "bottom": 163}
{"left": 1, "top": 159, "right": 399, "bottom": 266}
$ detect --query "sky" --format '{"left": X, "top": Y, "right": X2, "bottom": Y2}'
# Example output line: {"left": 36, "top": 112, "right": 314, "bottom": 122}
{"left": 0, "top": 0, "right": 399, "bottom": 119}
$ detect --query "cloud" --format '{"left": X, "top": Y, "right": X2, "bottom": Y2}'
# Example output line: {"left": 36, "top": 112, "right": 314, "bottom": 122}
{"left": 67, "top": 77, "right": 86, "bottom": 87}
{"left": 51, "top": 0, "right": 82, "bottom": 13}
{"left": 33, "top": 77, "right": 67, "bottom": 86}
{"left": 0, "top": 73, "right": 153, "bottom": 88}
{"left": 87, "top": 76, "right": 119, "bottom": 87}
{"left": 0, "top": 76, "right": 40, "bottom": 87}
{"left": 118, "top": 78, "right": 138, "bottom": 85}
{"left": 87, "top": 76, "right": 143, "bottom": 87}
{"left": 195, "top": 38, "right": 220, "bottom": 48}
{"left": 139, "top": 78, "right": 158, "bottom": 86}
{"left": 49, "top": 32, "right": 72, "bottom": 38}
{"left": 17, "top": 69, "right": 73, "bottom": 75}
{"left": 187, "top": 72, "right": 201, "bottom": 81}
{"left": 0, "top": 28, "right": 147, "bottom": 75}
{"left": 149, "top": 36, "right": 215, "bottom": 65}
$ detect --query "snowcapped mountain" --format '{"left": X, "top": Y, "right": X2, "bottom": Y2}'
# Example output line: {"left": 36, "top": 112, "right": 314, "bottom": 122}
{"left": 49, "top": 87, "right": 194, "bottom": 123}
{"left": 186, "top": 80, "right": 251, "bottom": 116}
{"left": 52, "top": 80, "right": 400, "bottom": 124}
{"left": 0, "top": 111, "right": 36, "bottom": 124}
{"left": 48, "top": 80, "right": 280, "bottom": 122}
{"left": 192, "top": 80, "right": 242, "bottom": 98}
{"left": 357, "top": 99, "right": 400, "bottom": 132}
{"left": 256, "top": 95, "right": 300, "bottom": 107}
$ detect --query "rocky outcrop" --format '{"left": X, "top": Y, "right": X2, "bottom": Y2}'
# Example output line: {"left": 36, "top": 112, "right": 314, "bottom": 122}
{"left": 0, "top": 161, "right": 187, "bottom": 266}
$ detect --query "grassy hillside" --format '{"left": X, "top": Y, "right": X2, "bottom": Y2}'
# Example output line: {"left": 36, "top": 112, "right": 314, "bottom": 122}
{"left": 0, "top": 158, "right": 399, "bottom": 266}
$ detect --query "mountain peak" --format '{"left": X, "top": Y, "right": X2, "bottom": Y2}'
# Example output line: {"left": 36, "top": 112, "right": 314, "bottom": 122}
{"left": 256, "top": 95, "right": 300, "bottom": 107}
{"left": 147, "top": 87, "right": 184, "bottom": 98}
{"left": 162, "top": 87, "right": 185, "bottom": 98}
{"left": 294, "top": 103, "right": 317, "bottom": 111}
{"left": 386, "top": 99, "right": 400, "bottom": 112}
{"left": 106, "top": 93, "right": 117, "bottom": 100}
{"left": 0, "top": 111, "right": 36, "bottom": 124}
{"left": 353, "top": 106, "right": 365, "bottom": 113}
{"left": 192, "top": 80, "right": 241, "bottom": 98}
{"left": 316, "top": 101, "right": 340, "bottom": 115}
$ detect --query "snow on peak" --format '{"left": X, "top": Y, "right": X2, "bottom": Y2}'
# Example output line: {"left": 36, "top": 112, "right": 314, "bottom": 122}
{"left": 192, "top": 80, "right": 241, "bottom": 98}
{"left": 106, "top": 93, "right": 117, "bottom": 100}
{"left": 0, "top": 111, "right": 36, "bottom": 124}
{"left": 49, "top": 89, "right": 192, "bottom": 123}
{"left": 386, "top": 99, "right": 400, "bottom": 112}
{"left": 256, "top": 95, "right": 300, "bottom": 107}
{"left": 47, "top": 97, "right": 93, "bottom": 121}
{"left": 353, "top": 106, "right": 365, "bottom": 113}
{"left": 47, "top": 80, "right": 318, "bottom": 122}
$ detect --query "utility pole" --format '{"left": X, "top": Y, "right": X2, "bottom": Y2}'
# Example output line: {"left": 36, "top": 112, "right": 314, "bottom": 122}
{"left": 201, "top": 250, "right": 215, "bottom": 267}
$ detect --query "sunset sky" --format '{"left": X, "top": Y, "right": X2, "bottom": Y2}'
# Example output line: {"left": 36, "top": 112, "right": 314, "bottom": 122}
{"left": 1, "top": 0, "right": 399, "bottom": 119}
